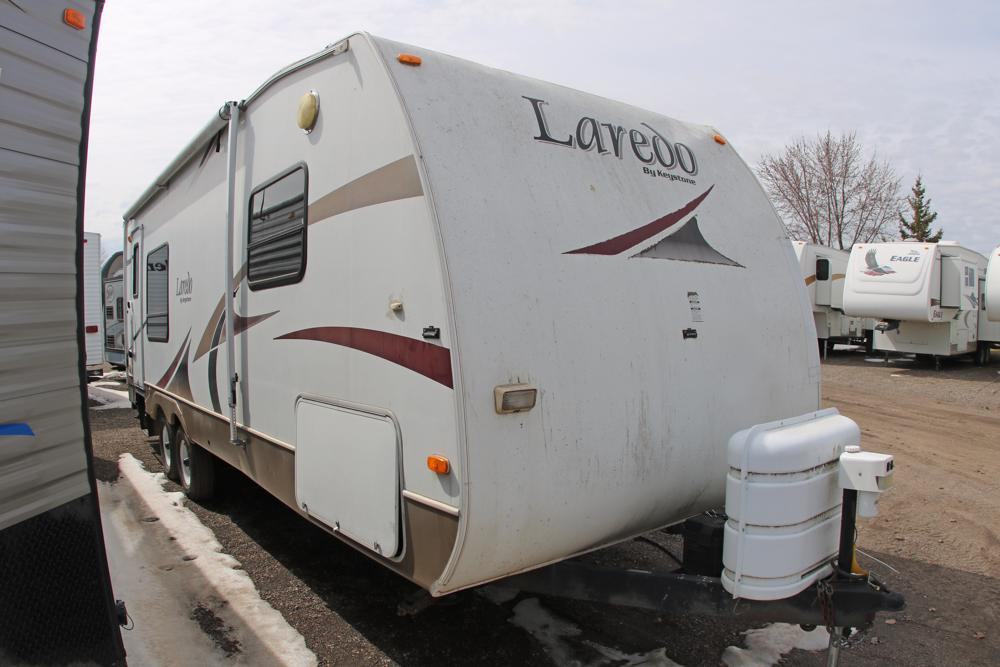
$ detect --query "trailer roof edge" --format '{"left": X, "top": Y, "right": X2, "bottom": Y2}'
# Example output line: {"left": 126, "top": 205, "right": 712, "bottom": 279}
{"left": 122, "top": 32, "right": 365, "bottom": 224}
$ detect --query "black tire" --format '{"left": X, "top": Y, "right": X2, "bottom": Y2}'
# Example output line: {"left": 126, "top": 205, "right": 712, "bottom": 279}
{"left": 975, "top": 342, "right": 991, "bottom": 367}
{"left": 176, "top": 428, "right": 215, "bottom": 501}
{"left": 158, "top": 418, "right": 180, "bottom": 481}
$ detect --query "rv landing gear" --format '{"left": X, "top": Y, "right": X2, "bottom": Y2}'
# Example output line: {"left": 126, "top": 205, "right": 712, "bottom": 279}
{"left": 975, "top": 342, "right": 991, "bottom": 367}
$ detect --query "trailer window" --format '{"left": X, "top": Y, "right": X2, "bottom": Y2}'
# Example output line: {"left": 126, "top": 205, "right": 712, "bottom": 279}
{"left": 116, "top": 297, "right": 124, "bottom": 321}
{"left": 965, "top": 266, "right": 975, "bottom": 287}
{"left": 815, "top": 258, "right": 830, "bottom": 281}
{"left": 131, "top": 243, "right": 139, "bottom": 297}
{"left": 146, "top": 244, "right": 169, "bottom": 342}
{"left": 247, "top": 165, "right": 307, "bottom": 290}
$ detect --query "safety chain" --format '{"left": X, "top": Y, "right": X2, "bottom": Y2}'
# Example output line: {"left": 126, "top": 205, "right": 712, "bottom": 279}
{"left": 817, "top": 578, "right": 836, "bottom": 631}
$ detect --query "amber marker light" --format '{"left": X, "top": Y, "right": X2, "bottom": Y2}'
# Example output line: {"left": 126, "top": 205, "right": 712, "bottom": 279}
{"left": 713, "top": 134, "right": 727, "bottom": 145}
{"left": 427, "top": 455, "right": 450, "bottom": 475}
{"left": 63, "top": 8, "right": 86, "bottom": 29}
{"left": 397, "top": 53, "right": 422, "bottom": 66}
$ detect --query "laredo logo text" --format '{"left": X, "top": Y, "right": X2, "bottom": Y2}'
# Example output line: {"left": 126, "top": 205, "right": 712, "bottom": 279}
{"left": 523, "top": 97, "right": 697, "bottom": 177}
{"left": 176, "top": 272, "right": 193, "bottom": 303}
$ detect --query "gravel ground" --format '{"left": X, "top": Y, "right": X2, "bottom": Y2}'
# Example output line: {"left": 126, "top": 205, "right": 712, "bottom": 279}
{"left": 90, "top": 349, "right": 1000, "bottom": 666}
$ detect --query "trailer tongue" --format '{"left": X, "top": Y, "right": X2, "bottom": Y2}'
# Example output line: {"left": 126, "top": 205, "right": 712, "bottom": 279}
{"left": 508, "top": 408, "right": 901, "bottom": 666}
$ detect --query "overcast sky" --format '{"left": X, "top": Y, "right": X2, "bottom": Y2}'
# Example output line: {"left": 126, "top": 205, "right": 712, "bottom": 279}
{"left": 84, "top": 0, "right": 1000, "bottom": 258}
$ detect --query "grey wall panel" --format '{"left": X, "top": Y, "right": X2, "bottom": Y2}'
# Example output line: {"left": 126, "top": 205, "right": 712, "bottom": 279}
{"left": 0, "top": 2, "right": 93, "bottom": 524}
{"left": 0, "top": 0, "right": 94, "bottom": 62}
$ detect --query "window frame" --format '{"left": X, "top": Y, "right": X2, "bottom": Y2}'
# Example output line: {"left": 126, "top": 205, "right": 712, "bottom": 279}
{"left": 145, "top": 242, "right": 170, "bottom": 343}
{"left": 246, "top": 162, "right": 309, "bottom": 292}
{"left": 815, "top": 257, "right": 831, "bottom": 282}
{"left": 131, "top": 243, "right": 139, "bottom": 297}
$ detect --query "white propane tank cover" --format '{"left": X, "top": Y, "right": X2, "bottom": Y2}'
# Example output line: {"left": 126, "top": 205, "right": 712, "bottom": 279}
{"left": 722, "top": 408, "right": 861, "bottom": 601}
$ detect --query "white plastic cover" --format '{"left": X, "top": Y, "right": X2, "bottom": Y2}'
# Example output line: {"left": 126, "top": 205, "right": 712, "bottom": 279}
{"left": 722, "top": 408, "right": 860, "bottom": 601}
{"left": 988, "top": 246, "right": 1000, "bottom": 322}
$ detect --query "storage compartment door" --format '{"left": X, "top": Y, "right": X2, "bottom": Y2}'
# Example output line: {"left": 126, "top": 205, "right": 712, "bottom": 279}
{"left": 295, "top": 399, "right": 401, "bottom": 557}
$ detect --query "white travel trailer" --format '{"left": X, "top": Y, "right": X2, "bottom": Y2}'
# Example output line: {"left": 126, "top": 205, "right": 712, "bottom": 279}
{"left": 791, "top": 241, "right": 873, "bottom": 355}
{"left": 843, "top": 241, "right": 1000, "bottom": 367}
{"left": 124, "top": 34, "right": 895, "bottom": 604}
{"left": 102, "top": 251, "right": 126, "bottom": 368}
{"left": 83, "top": 231, "right": 103, "bottom": 375}
{"left": 987, "top": 246, "right": 1000, "bottom": 322}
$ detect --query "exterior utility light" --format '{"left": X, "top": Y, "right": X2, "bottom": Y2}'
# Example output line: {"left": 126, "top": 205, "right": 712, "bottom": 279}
{"left": 494, "top": 384, "right": 537, "bottom": 414}
{"left": 397, "top": 54, "right": 422, "bottom": 66}
{"left": 296, "top": 90, "right": 320, "bottom": 134}
{"left": 427, "top": 455, "right": 450, "bottom": 475}
{"left": 63, "top": 8, "right": 86, "bottom": 30}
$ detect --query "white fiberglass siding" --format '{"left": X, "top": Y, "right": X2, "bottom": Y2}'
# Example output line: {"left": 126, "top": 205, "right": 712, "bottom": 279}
{"left": 374, "top": 36, "right": 820, "bottom": 592}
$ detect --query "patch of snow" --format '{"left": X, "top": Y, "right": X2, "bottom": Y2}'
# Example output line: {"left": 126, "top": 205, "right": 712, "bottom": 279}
{"left": 109, "top": 454, "right": 316, "bottom": 666}
{"left": 89, "top": 384, "right": 131, "bottom": 410}
{"left": 509, "top": 597, "right": 683, "bottom": 667}
{"left": 721, "top": 623, "right": 829, "bottom": 666}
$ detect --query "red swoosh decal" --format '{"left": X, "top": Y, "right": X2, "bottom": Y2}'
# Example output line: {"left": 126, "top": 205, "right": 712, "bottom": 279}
{"left": 565, "top": 186, "right": 714, "bottom": 255}
{"left": 275, "top": 327, "right": 453, "bottom": 389}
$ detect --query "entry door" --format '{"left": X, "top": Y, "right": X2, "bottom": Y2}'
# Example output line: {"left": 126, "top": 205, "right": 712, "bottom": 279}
{"left": 125, "top": 227, "right": 144, "bottom": 389}
{"left": 815, "top": 257, "right": 833, "bottom": 306}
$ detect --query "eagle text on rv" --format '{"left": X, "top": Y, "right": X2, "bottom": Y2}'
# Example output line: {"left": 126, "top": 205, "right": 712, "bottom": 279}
{"left": 523, "top": 96, "right": 698, "bottom": 176}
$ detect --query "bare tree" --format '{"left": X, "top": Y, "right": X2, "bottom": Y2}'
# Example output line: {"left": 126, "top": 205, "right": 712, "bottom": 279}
{"left": 756, "top": 131, "right": 901, "bottom": 249}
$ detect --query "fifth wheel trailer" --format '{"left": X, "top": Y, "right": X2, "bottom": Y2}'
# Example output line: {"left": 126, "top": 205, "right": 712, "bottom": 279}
{"left": 988, "top": 245, "right": 1000, "bottom": 322}
{"left": 843, "top": 241, "right": 1000, "bottom": 367}
{"left": 124, "top": 33, "right": 897, "bottom": 613}
{"left": 791, "top": 241, "right": 873, "bottom": 355}
{"left": 102, "top": 250, "right": 125, "bottom": 368}
{"left": 0, "top": 0, "right": 124, "bottom": 664}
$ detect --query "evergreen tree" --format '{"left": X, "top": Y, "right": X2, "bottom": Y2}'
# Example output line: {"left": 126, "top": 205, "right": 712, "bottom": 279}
{"left": 898, "top": 175, "right": 942, "bottom": 242}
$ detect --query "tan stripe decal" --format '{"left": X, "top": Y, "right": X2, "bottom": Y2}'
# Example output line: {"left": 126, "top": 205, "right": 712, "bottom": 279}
{"left": 804, "top": 274, "right": 816, "bottom": 285}
{"left": 308, "top": 155, "right": 423, "bottom": 226}
{"left": 832, "top": 273, "right": 846, "bottom": 281}
{"left": 193, "top": 264, "right": 247, "bottom": 362}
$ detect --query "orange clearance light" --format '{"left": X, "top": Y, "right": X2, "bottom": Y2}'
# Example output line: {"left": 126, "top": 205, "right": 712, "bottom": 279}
{"left": 63, "top": 8, "right": 86, "bottom": 30}
{"left": 427, "top": 455, "right": 450, "bottom": 475}
{"left": 397, "top": 53, "right": 422, "bottom": 66}
{"left": 713, "top": 134, "right": 727, "bottom": 145}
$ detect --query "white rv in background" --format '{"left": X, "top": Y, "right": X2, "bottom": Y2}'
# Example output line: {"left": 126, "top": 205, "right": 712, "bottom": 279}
{"left": 83, "top": 231, "right": 103, "bottom": 376}
{"left": 791, "top": 241, "right": 873, "bottom": 355}
{"left": 102, "top": 252, "right": 125, "bottom": 369}
{"left": 124, "top": 33, "right": 894, "bottom": 601}
{"left": 843, "top": 241, "right": 999, "bottom": 367}
{"left": 987, "top": 246, "right": 1000, "bottom": 322}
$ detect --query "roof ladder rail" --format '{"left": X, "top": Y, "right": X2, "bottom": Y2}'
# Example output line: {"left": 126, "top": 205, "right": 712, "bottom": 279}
{"left": 221, "top": 100, "right": 245, "bottom": 448}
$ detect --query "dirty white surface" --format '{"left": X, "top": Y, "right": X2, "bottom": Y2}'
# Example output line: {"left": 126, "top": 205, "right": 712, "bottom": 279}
{"left": 100, "top": 454, "right": 316, "bottom": 666}
{"left": 89, "top": 383, "right": 131, "bottom": 410}
{"left": 721, "top": 623, "right": 830, "bottom": 666}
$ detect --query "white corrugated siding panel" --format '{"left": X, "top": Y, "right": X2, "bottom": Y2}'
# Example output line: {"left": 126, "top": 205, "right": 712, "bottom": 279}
{"left": 0, "top": 0, "right": 97, "bottom": 530}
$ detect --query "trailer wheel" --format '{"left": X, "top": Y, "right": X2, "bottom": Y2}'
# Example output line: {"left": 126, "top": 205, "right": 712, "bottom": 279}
{"left": 176, "top": 428, "right": 215, "bottom": 501}
{"left": 158, "top": 418, "right": 180, "bottom": 481}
